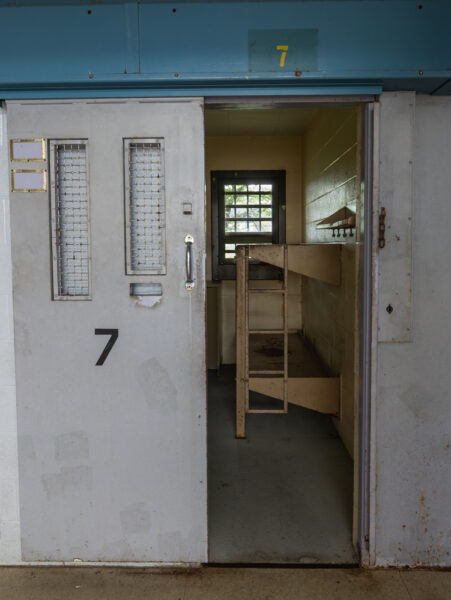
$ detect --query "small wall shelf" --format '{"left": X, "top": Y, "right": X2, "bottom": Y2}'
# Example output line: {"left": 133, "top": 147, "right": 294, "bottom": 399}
{"left": 317, "top": 207, "right": 356, "bottom": 238}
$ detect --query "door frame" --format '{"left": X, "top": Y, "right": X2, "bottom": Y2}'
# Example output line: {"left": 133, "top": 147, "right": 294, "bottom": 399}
{"left": 204, "top": 94, "right": 376, "bottom": 566}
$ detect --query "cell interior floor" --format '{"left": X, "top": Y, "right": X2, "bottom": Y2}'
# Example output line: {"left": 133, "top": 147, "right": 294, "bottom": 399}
{"left": 208, "top": 366, "right": 356, "bottom": 564}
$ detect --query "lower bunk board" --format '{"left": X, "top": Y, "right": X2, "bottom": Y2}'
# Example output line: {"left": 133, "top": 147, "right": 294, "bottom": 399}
{"left": 249, "top": 332, "right": 340, "bottom": 416}
{"left": 249, "top": 332, "right": 332, "bottom": 377}
{"left": 248, "top": 377, "right": 340, "bottom": 416}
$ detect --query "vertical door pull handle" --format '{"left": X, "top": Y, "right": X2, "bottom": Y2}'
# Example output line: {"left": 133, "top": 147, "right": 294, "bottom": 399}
{"left": 185, "top": 234, "right": 195, "bottom": 290}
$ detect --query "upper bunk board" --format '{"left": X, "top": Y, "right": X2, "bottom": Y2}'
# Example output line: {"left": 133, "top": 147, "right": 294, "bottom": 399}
{"left": 248, "top": 244, "right": 342, "bottom": 286}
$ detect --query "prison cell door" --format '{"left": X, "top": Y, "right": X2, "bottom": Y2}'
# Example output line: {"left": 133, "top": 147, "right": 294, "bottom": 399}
{"left": 8, "top": 99, "right": 206, "bottom": 562}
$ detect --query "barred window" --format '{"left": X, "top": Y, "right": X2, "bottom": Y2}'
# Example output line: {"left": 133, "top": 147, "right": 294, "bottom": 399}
{"left": 211, "top": 171, "right": 285, "bottom": 280}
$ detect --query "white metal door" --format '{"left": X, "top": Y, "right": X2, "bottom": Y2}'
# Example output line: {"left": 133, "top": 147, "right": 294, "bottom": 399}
{"left": 8, "top": 99, "right": 206, "bottom": 562}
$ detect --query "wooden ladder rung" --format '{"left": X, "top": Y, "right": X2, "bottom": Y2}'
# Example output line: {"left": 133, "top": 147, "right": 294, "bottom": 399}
{"left": 249, "top": 329, "right": 284, "bottom": 335}
{"left": 249, "top": 370, "right": 284, "bottom": 375}
{"left": 248, "top": 288, "right": 285, "bottom": 294}
{"left": 247, "top": 409, "right": 286, "bottom": 414}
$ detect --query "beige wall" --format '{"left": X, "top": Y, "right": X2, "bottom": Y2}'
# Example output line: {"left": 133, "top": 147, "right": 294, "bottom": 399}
{"left": 205, "top": 135, "right": 303, "bottom": 364}
{"left": 301, "top": 108, "right": 360, "bottom": 457}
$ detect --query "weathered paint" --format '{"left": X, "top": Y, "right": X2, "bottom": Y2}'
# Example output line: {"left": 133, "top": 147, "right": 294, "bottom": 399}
{"left": 7, "top": 99, "right": 207, "bottom": 562}
{"left": 372, "top": 93, "right": 451, "bottom": 567}
{"left": 377, "top": 93, "right": 414, "bottom": 342}
{"left": 0, "top": 79, "right": 450, "bottom": 568}
{"left": 0, "top": 105, "right": 21, "bottom": 564}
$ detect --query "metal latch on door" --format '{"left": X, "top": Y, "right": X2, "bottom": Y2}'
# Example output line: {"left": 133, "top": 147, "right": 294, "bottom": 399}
{"left": 185, "top": 234, "right": 195, "bottom": 290}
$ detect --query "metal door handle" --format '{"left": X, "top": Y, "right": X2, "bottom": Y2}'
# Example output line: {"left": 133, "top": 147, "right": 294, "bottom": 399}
{"left": 185, "top": 234, "right": 195, "bottom": 290}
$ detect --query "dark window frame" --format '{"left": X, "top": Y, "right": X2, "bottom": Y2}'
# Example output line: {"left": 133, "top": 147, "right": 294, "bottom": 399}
{"left": 211, "top": 170, "right": 286, "bottom": 280}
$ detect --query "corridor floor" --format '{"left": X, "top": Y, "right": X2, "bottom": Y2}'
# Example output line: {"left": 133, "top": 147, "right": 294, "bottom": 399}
{"left": 0, "top": 566, "right": 449, "bottom": 600}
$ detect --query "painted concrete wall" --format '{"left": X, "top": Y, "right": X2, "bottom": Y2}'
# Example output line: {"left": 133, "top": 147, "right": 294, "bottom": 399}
{"left": 0, "top": 105, "right": 21, "bottom": 563}
{"left": 205, "top": 135, "right": 303, "bottom": 364}
{"left": 301, "top": 107, "right": 359, "bottom": 457}
{"left": 372, "top": 93, "right": 451, "bottom": 567}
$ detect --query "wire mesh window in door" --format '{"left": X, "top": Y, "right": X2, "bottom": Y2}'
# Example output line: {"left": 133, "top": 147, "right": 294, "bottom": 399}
{"left": 50, "top": 141, "right": 90, "bottom": 299}
{"left": 124, "top": 139, "right": 166, "bottom": 275}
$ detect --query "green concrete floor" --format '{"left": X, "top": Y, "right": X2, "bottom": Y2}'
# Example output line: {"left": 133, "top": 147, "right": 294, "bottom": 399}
{"left": 0, "top": 567, "right": 450, "bottom": 599}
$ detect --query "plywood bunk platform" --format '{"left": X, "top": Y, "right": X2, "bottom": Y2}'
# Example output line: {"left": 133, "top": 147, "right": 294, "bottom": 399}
{"left": 236, "top": 244, "right": 341, "bottom": 438}
{"left": 249, "top": 331, "right": 340, "bottom": 413}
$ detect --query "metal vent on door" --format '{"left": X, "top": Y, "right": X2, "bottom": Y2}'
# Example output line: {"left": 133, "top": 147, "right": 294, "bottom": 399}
{"left": 124, "top": 139, "right": 166, "bottom": 275}
{"left": 49, "top": 140, "right": 91, "bottom": 300}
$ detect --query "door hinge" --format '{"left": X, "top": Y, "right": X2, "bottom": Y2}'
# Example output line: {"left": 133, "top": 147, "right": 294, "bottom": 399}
{"left": 378, "top": 207, "right": 386, "bottom": 249}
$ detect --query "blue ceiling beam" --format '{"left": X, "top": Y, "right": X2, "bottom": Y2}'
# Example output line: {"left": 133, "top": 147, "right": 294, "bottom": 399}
{"left": 0, "top": 1, "right": 449, "bottom": 97}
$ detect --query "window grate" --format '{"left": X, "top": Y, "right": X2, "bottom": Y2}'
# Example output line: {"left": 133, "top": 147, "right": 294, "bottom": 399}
{"left": 50, "top": 141, "right": 90, "bottom": 299}
{"left": 211, "top": 171, "right": 285, "bottom": 281}
{"left": 125, "top": 139, "right": 166, "bottom": 275}
{"left": 223, "top": 183, "right": 274, "bottom": 261}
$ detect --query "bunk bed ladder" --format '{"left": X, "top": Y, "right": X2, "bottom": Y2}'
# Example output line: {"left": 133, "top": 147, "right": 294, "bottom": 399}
{"left": 236, "top": 245, "right": 288, "bottom": 438}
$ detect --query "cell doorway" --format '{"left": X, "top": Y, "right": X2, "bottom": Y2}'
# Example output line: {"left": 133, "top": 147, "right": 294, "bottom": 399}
{"left": 205, "top": 101, "right": 370, "bottom": 564}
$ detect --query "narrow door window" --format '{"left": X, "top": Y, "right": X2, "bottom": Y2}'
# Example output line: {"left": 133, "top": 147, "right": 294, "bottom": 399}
{"left": 49, "top": 140, "right": 91, "bottom": 300}
{"left": 124, "top": 139, "right": 166, "bottom": 275}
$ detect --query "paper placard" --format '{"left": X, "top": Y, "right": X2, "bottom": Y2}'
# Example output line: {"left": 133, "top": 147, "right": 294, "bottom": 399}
{"left": 10, "top": 139, "right": 46, "bottom": 161}
{"left": 11, "top": 169, "right": 47, "bottom": 192}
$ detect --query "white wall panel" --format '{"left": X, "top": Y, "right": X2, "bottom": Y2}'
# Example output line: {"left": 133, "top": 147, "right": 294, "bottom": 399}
{"left": 373, "top": 93, "right": 451, "bottom": 567}
{"left": 0, "top": 104, "right": 21, "bottom": 563}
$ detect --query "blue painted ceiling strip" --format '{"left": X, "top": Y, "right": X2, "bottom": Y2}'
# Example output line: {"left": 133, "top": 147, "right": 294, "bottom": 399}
{"left": 0, "top": 84, "right": 382, "bottom": 100}
{"left": 1, "top": 1, "right": 388, "bottom": 4}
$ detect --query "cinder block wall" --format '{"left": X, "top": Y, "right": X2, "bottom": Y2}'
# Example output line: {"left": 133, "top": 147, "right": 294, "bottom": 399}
{"left": 301, "top": 107, "right": 359, "bottom": 457}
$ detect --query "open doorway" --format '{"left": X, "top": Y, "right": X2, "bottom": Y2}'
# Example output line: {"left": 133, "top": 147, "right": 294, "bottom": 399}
{"left": 205, "top": 101, "right": 368, "bottom": 564}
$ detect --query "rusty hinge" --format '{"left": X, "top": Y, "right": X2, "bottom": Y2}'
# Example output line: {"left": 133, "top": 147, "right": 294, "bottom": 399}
{"left": 378, "top": 207, "right": 386, "bottom": 249}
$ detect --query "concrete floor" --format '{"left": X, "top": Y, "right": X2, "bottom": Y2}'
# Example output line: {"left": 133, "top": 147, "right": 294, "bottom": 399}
{"left": 0, "top": 567, "right": 450, "bottom": 599}
{"left": 208, "top": 368, "right": 356, "bottom": 564}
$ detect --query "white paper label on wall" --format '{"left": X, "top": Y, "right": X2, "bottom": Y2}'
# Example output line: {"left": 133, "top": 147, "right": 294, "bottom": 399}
{"left": 10, "top": 139, "right": 46, "bottom": 161}
{"left": 11, "top": 169, "right": 47, "bottom": 192}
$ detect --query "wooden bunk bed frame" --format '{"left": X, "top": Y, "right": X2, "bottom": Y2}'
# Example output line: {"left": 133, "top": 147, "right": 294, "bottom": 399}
{"left": 235, "top": 243, "right": 342, "bottom": 438}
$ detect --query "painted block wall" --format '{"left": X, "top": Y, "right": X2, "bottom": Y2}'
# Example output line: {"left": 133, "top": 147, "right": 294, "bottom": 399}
{"left": 373, "top": 94, "right": 451, "bottom": 567}
{"left": 302, "top": 107, "right": 359, "bottom": 457}
{"left": 0, "top": 105, "right": 21, "bottom": 563}
{"left": 205, "top": 135, "right": 303, "bottom": 364}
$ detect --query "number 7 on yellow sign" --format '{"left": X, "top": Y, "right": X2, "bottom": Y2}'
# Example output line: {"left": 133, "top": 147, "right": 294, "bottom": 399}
{"left": 277, "top": 45, "right": 288, "bottom": 68}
